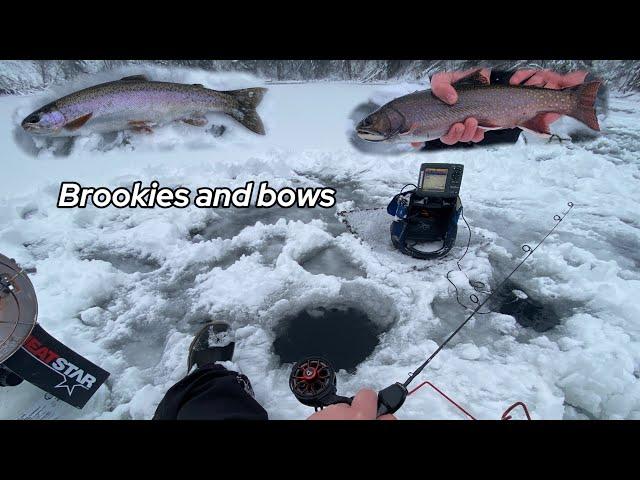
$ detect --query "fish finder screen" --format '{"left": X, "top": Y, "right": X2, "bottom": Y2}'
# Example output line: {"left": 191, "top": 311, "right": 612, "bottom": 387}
{"left": 422, "top": 168, "right": 448, "bottom": 192}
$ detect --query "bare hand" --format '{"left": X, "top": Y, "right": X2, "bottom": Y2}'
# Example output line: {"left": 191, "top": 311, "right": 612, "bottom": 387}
{"left": 412, "top": 68, "right": 589, "bottom": 149}
{"left": 410, "top": 68, "right": 490, "bottom": 148}
{"left": 430, "top": 68, "right": 491, "bottom": 106}
{"left": 306, "top": 389, "right": 397, "bottom": 420}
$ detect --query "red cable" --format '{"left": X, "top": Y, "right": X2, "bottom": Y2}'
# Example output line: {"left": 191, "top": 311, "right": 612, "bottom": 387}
{"left": 408, "top": 381, "right": 477, "bottom": 420}
{"left": 408, "top": 380, "right": 531, "bottom": 420}
{"left": 501, "top": 401, "right": 532, "bottom": 420}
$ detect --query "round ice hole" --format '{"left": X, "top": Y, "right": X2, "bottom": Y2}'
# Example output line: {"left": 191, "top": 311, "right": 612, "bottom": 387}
{"left": 493, "top": 281, "right": 561, "bottom": 332}
{"left": 273, "top": 306, "right": 383, "bottom": 372}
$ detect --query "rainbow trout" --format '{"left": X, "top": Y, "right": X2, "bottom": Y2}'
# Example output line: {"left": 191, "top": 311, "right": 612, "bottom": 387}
{"left": 21, "top": 75, "right": 267, "bottom": 136}
{"left": 356, "top": 71, "right": 601, "bottom": 143}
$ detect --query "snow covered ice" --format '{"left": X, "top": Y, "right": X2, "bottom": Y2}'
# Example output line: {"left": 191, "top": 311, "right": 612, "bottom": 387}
{"left": 1, "top": 68, "right": 639, "bottom": 419}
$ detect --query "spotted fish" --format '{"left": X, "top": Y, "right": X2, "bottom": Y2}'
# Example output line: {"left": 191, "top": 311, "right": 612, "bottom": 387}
{"left": 356, "top": 71, "right": 600, "bottom": 143}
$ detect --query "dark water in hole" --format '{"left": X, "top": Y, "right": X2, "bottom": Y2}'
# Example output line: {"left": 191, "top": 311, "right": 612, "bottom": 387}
{"left": 273, "top": 306, "right": 382, "bottom": 372}
{"left": 492, "top": 281, "right": 561, "bottom": 332}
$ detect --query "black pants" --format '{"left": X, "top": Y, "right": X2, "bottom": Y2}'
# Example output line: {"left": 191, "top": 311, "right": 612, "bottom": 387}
{"left": 153, "top": 364, "right": 269, "bottom": 420}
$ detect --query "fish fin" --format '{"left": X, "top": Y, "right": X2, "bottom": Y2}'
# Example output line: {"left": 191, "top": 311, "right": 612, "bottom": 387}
{"left": 63, "top": 112, "right": 93, "bottom": 131}
{"left": 518, "top": 114, "right": 553, "bottom": 137}
{"left": 452, "top": 69, "right": 490, "bottom": 87}
{"left": 399, "top": 123, "right": 419, "bottom": 135}
{"left": 120, "top": 75, "right": 149, "bottom": 82}
{"left": 224, "top": 87, "right": 267, "bottom": 135}
{"left": 128, "top": 120, "right": 154, "bottom": 134}
{"left": 130, "top": 126, "right": 154, "bottom": 134}
{"left": 566, "top": 81, "right": 601, "bottom": 131}
{"left": 182, "top": 116, "right": 208, "bottom": 127}
{"left": 519, "top": 126, "right": 552, "bottom": 138}
{"left": 477, "top": 120, "right": 502, "bottom": 131}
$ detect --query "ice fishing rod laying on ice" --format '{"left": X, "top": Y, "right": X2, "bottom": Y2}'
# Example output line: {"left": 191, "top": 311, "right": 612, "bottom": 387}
{"left": 290, "top": 201, "right": 574, "bottom": 418}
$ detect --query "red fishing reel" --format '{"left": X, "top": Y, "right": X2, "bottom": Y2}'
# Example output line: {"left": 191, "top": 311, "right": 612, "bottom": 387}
{"left": 289, "top": 356, "right": 407, "bottom": 415}
{"left": 289, "top": 357, "right": 352, "bottom": 410}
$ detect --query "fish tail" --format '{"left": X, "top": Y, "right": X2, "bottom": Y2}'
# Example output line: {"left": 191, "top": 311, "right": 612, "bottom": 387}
{"left": 224, "top": 87, "right": 267, "bottom": 135}
{"left": 567, "top": 81, "right": 601, "bottom": 131}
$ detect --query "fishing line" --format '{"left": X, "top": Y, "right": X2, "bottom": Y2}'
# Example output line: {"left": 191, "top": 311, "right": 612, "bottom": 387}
{"left": 445, "top": 202, "right": 492, "bottom": 315}
{"left": 338, "top": 196, "right": 490, "bottom": 298}
{"left": 402, "top": 201, "right": 574, "bottom": 388}
{"left": 338, "top": 195, "right": 571, "bottom": 320}
{"left": 296, "top": 201, "right": 573, "bottom": 417}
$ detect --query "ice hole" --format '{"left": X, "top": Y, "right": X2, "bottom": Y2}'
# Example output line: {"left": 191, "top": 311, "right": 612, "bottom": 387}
{"left": 273, "top": 306, "right": 384, "bottom": 372}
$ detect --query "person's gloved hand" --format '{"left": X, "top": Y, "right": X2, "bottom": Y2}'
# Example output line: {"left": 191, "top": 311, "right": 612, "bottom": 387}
{"left": 411, "top": 68, "right": 589, "bottom": 148}
{"left": 307, "top": 389, "right": 397, "bottom": 420}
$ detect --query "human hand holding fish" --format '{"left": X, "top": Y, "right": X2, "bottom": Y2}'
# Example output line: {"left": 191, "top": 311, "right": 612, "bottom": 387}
{"left": 427, "top": 68, "right": 491, "bottom": 146}
{"left": 410, "top": 68, "right": 590, "bottom": 148}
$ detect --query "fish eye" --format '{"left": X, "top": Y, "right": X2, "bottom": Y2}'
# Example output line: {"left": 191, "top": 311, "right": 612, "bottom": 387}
{"left": 25, "top": 114, "right": 40, "bottom": 124}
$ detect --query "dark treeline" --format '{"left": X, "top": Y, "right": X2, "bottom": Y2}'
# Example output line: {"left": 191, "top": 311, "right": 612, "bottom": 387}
{"left": 2, "top": 60, "right": 639, "bottom": 94}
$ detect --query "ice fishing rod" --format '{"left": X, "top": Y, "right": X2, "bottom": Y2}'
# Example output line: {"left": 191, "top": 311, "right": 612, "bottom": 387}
{"left": 290, "top": 201, "right": 574, "bottom": 417}
{"left": 402, "top": 201, "right": 574, "bottom": 389}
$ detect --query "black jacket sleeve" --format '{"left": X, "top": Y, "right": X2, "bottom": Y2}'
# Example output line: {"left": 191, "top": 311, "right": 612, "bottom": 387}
{"left": 489, "top": 69, "right": 515, "bottom": 85}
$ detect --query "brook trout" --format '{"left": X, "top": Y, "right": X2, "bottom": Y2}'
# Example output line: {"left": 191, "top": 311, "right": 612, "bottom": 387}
{"left": 21, "top": 75, "right": 267, "bottom": 136}
{"left": 356, "top": 71, "right": 601, "bottom": 143}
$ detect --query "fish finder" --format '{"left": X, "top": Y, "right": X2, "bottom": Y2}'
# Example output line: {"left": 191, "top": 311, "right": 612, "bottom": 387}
{"left": 416, "top": 163, "right": 464, "bottom": 198}
{"left": 387, "top": 163, "right": 464, "bottom": 259}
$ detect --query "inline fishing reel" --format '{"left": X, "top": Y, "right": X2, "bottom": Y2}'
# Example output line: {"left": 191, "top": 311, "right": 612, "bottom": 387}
{"left": 289, "top": 357, "right": 351, "bottom": 409}
{"left": 289, "top": 356, "right": 408, "bottom": 416}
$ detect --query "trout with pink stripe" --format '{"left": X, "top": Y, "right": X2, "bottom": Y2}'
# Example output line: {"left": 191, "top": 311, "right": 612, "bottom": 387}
{"left": 21, "top": 74, "right": 267, "bottom": 136}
